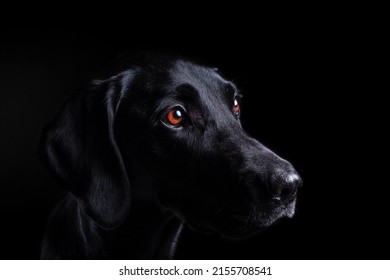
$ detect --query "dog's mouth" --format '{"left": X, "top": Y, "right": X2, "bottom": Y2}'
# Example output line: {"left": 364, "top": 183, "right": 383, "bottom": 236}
{"left": 184, "top": 199, "right": 297, "bottom": 239}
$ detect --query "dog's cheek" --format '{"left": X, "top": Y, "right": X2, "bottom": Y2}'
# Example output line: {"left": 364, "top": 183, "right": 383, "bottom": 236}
{"left": 157, "top": 185, "right": 219, "bottom": 227}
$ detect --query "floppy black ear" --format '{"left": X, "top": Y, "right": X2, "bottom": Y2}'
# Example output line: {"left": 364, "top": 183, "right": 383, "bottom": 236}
{"left": 38, "top": 71, "right": 134, "bottom": 230}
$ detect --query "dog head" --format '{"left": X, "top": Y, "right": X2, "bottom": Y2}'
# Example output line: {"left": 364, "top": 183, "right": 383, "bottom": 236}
{"left": 39, "top": 52, "right": 302, "bottom": 238}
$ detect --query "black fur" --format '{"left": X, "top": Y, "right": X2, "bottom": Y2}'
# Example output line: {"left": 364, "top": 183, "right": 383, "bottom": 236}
{"left": 39, "top": 52, "right": 302, "bottom": 259}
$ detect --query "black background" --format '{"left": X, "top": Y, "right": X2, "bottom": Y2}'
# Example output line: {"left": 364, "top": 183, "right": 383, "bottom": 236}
{"left": 0, "top": 27, "right": 387, "bottom": 260}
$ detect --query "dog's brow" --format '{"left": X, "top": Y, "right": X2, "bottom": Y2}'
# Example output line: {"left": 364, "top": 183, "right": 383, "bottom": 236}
{"left": 175, "top": 84, "right": 199, "bottom": 101}
{"left": 225, "top": 83, "right": 237, "bottom": 97}
{"left": 154, "top": 86, "right": 199, "bottom": 115}
{"left": 155, "top": 97, "right": 180, "bottom": 113}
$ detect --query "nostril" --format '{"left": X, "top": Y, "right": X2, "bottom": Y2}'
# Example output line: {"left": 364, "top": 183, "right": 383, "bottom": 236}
{"left": 280, "top": 187, "right": 292, "bottom": 201}
{"left": 268, "top": 170, "right": 302, "bottom": 202}
{"left": 287, "top": 173, "right": 298, "bottom": 184}
{"left": 287, "top": 173, "right": 303, "bottom": 189}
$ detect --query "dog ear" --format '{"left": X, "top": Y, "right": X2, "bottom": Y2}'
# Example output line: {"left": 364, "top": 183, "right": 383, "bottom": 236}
{"left": 38, "top": 70, "right": 135, "bottom": 230}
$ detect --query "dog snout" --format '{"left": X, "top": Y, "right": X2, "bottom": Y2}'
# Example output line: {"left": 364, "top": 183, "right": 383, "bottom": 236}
{"left": 268, "top": 168, "right": 302, "bottom": 203}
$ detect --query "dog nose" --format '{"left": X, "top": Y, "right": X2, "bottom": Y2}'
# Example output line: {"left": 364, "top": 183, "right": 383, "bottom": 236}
{"left": 268, "top": 169, "right": 302, "bottom": 202}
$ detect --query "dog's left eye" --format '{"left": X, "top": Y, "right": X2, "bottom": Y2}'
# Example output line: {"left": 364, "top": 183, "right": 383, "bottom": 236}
{"left": 233, "top": 97, "right": 241, "bottom": 117}
{"left": 163, "top": 106, "right": 186, "bottom": 127}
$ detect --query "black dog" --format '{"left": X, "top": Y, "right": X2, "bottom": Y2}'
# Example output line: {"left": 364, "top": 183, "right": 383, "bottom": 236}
{"left": 39, "top": 52, "right": 302, "bottom": 259}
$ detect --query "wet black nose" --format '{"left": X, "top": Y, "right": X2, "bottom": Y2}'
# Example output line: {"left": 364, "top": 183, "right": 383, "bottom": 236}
{"left": 268, "top": 169, "right": 302, "bottom": 202}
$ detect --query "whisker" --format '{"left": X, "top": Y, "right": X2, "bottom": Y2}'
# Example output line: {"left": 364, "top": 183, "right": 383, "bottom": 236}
{"left": 213, "top": 200, "right": 231, "bottom": 217}
{"left": 245, "top": 209, "right": 253, "bottom": 227}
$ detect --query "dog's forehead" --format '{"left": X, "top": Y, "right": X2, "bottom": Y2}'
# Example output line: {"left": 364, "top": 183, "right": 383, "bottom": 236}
{"left": 169, "top": 60, "right": 229, "bottom": 94}
{"left": 167, "top": 60, "right": 239, "bottom": 129}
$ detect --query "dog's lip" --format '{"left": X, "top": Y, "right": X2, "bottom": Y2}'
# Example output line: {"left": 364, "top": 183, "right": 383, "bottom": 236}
{"left": 210, "top": 198, "right": 296, "bottom": 220}
{"left": 271, "top": 197, "right": 296, "bottom": 207}
{"left": 231, "top": 201, "right": 296, "bottom": 223}
{"left": 183, "top": 198, "right": 297, "bottom": 236}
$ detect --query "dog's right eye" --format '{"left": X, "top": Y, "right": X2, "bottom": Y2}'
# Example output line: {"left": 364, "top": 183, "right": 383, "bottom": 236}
{"left": 163, "top": 106, "right": 186, "bottom": 127}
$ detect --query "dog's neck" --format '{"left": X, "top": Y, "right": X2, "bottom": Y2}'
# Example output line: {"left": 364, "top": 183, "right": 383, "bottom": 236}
{"left": 107, "top": 155, "right": 185, "bottom": 259}
{"left": 107, "top": 193, "right": 183, "bottom": 259}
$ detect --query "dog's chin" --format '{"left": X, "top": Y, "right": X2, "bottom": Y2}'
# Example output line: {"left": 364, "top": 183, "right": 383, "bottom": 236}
{"left": 190, "top": 200, "right": 297, "bottom": 239}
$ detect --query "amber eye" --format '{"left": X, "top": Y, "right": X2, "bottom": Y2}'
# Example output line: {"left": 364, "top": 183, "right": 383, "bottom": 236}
{"left": 164, "top": 107, "right": 186, "bottom": 127}
{"left": 233, "top": 97, "right": 240, "bottom": 116}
